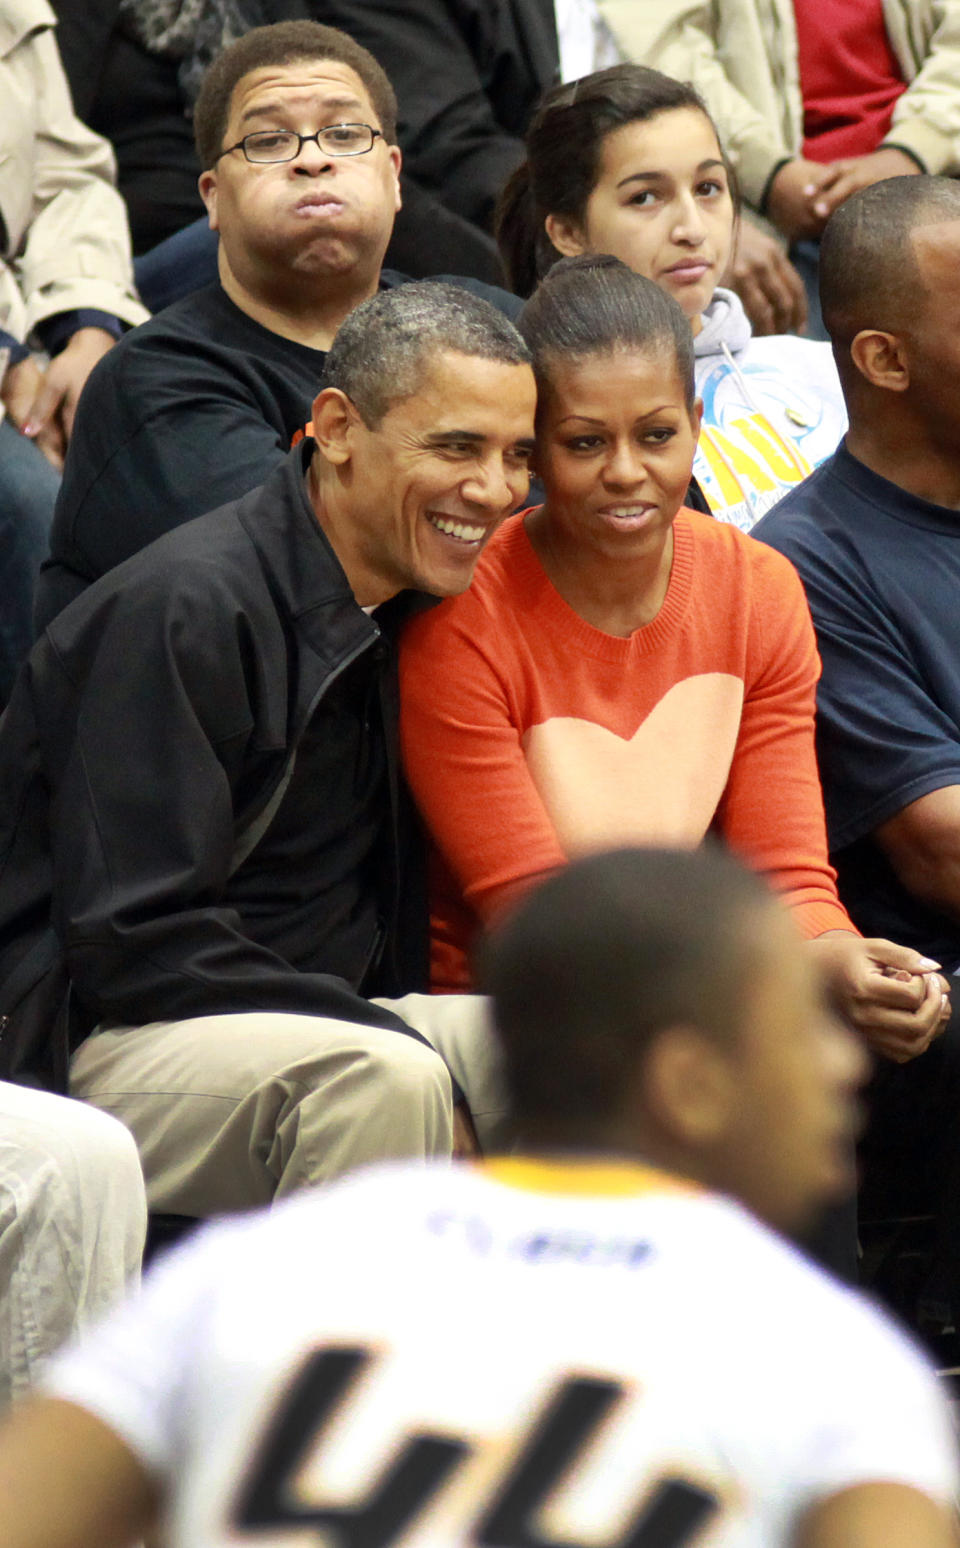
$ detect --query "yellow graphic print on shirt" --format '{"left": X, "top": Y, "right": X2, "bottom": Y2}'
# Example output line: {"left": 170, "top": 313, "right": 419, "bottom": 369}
{"left": 695, "top": 415, "right": 813, "bottom": 533}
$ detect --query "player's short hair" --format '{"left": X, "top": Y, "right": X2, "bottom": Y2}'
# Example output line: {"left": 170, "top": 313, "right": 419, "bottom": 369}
{"left": 820, "top": 175, "right": 960, "bottom": 351}
{"left": 481, "top": 847, "right": 773, "bottom": 1131}
{"left": 194, "top": 20, "right": 398, "bottom": 168}
{"left": 321, "top": 281, "right": 531, "bottom": 429}
{"left": 518, "top": 254, "right": 696, "bottom": 411}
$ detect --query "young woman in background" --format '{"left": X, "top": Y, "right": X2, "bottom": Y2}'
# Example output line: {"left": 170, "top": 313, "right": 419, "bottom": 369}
{"left": 497, "top": 66, "right": 846, "bottom": 533}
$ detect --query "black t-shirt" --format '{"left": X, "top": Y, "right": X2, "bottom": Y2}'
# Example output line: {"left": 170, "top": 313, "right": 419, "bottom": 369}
{"left": 755, "top": 444, "right": 960, "bottom": 970}
{"left": 38, "top": 283, "right": 329, "bottom": 629}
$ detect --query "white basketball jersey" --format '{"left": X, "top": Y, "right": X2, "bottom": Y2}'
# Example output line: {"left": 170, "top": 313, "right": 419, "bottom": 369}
{"left": 46, "top": 1158, "right": 958, "bottom": 1548}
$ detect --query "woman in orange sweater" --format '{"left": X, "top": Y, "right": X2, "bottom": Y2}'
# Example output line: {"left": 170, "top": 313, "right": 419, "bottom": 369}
{"left": 399, "top": 256, "right": 947, "bottom": 1056}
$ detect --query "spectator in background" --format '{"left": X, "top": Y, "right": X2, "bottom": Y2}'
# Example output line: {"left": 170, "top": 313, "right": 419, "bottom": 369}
{"left": 51, "top": 0, "right": 509, "bottom": 298}
{"left": 599, "top": 0, "right": 960, "bottom": 337}
{"left": 756, "top": 179, "right": 960, "bottom": 1017}
{"left": 755, "top": 175, "right": 960, "bottom": 1329}
{"left": 496, "top": 66, "right": 845, "bottom": 532}
{"left": 36, "top": 19, "right": 521, "bottom": 628}
{"left": 0, "top": 0, "right": 145, "bottom": 704}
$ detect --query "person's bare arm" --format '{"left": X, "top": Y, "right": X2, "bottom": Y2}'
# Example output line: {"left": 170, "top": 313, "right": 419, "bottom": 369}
{"left": 0, "top": 1396, "right": 160, "bottom": 1548}
{"left": 792, "top": 1480, "right": 958, "bottom": 1548}
{"left": 875, "top": 785, "right": 960, "bottom": 925}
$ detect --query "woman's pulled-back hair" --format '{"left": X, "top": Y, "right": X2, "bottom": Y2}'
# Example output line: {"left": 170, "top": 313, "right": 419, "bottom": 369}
{"left": 496, "top": 64, "right": 730, "bottom": 298}
{"left": 518, "top": 254, "right": 696, "bottom": 410}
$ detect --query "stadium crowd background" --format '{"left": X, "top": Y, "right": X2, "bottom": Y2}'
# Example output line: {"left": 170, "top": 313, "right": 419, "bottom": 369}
{"left": 3, "top": 2, "right": 960, "bottom": 1543}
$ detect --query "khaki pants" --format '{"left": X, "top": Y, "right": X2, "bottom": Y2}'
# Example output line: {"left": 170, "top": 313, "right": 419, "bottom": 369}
{"left": 69, "top": 994, "right": 506, "bottom": 1217}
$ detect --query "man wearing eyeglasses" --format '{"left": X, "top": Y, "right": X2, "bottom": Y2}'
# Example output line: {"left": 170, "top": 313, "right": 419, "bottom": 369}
{"left": 195, "top": 46, "right": 401, "bottom": 334}
{"left": 34, "top": 20, "right": 521, "bottom": 630}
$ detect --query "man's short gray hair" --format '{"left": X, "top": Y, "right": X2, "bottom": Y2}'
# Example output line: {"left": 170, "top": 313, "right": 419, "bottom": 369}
{"left": 322, "top": 281, "right": 532, "bottom": 427}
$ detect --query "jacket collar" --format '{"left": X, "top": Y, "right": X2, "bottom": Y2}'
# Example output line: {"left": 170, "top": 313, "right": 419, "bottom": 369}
{"left": 235, "top": 442, "right": 430, "bottom": 665}
{"left": 235, "top": 442, "right": 377, "bottom": 669}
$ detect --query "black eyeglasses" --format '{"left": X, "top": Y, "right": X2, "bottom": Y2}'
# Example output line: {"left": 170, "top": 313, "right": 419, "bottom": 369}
{"left": 217, "top": 124, "right": 384, "bottom": 164}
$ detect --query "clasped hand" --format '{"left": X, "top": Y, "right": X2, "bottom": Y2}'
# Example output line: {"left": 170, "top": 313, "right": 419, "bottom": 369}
{"left": 734, "top": 148, "right": 922, "bottom": 336}
{"left": 811, "top": 931, "right": 950, "bottom": 1063}
{"left": 766, "top": 147, "right": 922, "bottom": 243}
{"left": 0, "top": 326, "right": 115, "bottom": 471}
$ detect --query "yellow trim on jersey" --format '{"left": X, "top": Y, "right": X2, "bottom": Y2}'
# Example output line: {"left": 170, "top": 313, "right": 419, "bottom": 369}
{"left": 479, "top": 1156, "right": 702, "bottom": 1198}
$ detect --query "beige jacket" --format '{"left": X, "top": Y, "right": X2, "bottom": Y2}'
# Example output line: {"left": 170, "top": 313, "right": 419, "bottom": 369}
{"left": 598, "top": 0, "right": 960, "bottom": 207}
{"left": 0, "top": 0, "right": 147, "bottom": 346}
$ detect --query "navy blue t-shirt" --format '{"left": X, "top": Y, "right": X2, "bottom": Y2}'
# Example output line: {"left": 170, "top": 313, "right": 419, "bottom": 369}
{"left": 754, "top": 443, "right": 960, "bottom": 971}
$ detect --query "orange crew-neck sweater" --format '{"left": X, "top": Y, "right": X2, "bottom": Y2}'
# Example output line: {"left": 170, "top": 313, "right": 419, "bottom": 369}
{"left": 400, "top": 509, "right": 854, "bottom": 990}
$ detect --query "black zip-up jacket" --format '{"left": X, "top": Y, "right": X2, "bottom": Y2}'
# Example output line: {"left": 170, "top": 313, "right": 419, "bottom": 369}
{"left": 0, "top": 445, "right": 430, "bottom": 1087}
{"left": 317, "top": 0, "right": 560, "bottom": 233}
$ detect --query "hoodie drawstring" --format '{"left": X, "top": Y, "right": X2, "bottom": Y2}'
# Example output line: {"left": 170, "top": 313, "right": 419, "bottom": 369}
{"left": 718, "top": 341, "right": 812, "bottom": 482}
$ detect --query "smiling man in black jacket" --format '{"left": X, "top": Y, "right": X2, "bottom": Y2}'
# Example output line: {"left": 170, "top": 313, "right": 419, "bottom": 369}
{"left": 0, "top": 280, "right": 536, "bottom": 1218}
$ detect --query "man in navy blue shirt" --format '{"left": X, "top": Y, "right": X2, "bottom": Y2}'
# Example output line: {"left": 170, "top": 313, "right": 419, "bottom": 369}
{"left": 756, "top": 176, "right": 960, "bottom": 974}
{"left": 755, "top": 174, "right": 960, "bottom": 1332}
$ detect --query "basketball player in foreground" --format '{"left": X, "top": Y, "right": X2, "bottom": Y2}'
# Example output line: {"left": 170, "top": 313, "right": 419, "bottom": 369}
{"left": 0, "top": 848, "right": 955, "bottom": 1548}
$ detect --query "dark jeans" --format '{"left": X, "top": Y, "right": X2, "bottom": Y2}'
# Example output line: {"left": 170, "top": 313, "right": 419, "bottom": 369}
{"left": 790, "top": 239, "right": 827, "bottom": 341}
{"left": 859, "top": 983, "right": 960, "bottom": 1317}
{"left": 801, "top": 989, "right": 960, "bottom": 1310}
{"left": 134, "top": 218, "right": 219, "bottom": 314}
{"left": 0, "top": 418, "right": 59, "bottom": 705}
